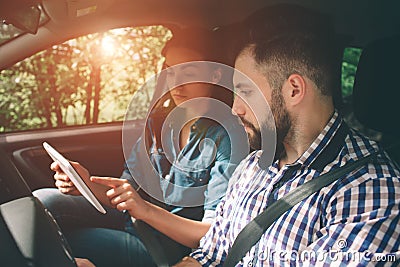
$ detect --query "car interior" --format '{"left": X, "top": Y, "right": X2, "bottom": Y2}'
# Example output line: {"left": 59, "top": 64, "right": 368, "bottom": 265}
{"left": 0, "top": 0, "right": 399, "bottom": 266}
{"left": 353, "top": 34, "right": 400, "bottom": 164}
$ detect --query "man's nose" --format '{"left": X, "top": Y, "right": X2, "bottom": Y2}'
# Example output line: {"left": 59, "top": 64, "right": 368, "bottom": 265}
{"left": 232, "top": 96, "right": 246, "bottom": 116}
{"left": 167, "top": 72, "right": 185, "bottom": 88}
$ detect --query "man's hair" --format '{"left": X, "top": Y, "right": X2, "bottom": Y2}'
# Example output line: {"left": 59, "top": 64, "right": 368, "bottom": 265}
{"left": 236, "top": 4, "right": 341, "bottom": 97}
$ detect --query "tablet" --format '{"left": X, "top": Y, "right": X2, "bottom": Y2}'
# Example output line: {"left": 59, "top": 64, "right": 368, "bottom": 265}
{"left": 43, "top": 142, "right": 107, "bottom": 214}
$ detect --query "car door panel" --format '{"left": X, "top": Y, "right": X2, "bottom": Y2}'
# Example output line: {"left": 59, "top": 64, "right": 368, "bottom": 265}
{"left": 0, "top": 121, "right": 144, "bottom": 191}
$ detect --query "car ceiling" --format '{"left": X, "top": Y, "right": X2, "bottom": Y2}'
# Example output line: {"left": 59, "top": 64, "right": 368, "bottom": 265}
{"left": 1, "top": 0, "right": 399, "bottom": 70}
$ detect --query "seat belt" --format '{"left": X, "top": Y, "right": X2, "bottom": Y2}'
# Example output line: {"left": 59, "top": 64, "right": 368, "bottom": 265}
{"left": 265, "top": 122, "right": 350, "bottom": 207}
{"left": 223, "top": 150, "right": 378, "bottom": 267}
{"left": 132, "top": 220, "right": 170, "bottom": 267}
{"left": 223, "top": 122, "right": 380, "bottom": 267}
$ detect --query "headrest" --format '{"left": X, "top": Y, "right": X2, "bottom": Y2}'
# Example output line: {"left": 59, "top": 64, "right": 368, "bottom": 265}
{"left": 353, "top": 35, "right": 400, "bottom": 134}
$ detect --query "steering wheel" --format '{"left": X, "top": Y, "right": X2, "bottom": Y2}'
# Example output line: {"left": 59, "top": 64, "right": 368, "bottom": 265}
{"left": 0, "top": 147, "right": 77, "bottom": 267}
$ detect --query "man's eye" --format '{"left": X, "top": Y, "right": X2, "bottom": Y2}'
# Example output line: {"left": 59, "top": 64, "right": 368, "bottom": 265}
{"left": 239, "top": 90, "right": 252, "bottom": 97}
{"left": 183, "top": 72, "right": 196, "bottom": 77}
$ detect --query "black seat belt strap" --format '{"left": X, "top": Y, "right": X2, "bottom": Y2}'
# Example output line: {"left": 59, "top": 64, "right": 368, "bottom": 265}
{"left": 223, "top": 150, "right": 378, "bottom": 267}
{"left": 266, "top": 122, "right": 349, "bottom": 207}
{"left": 133, "top": 220, "right": 170, "bottom": 267}
{"left": 309, "top": 122, "right": 349, "bottom": 172}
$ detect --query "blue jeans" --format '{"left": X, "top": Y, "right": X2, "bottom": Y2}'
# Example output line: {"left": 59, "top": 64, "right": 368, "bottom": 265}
{"left": 33, "top": 189, "right": 189, "bottom": 267}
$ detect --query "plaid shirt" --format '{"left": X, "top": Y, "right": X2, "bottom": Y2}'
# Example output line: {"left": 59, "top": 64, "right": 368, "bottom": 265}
{"left": 191, "top": 111, "right": 400, "bottom": 266}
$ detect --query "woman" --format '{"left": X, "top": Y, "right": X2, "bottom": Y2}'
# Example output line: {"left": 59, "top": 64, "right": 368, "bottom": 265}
{"left": 34, "top": 28, "right": 247, "bottom": 267}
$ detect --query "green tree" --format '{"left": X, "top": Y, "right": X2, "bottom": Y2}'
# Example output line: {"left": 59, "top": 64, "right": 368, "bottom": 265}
{"left": 342, "top": 47, "right": 362, "bottom": 101}
{"left": 0, "top": 26, "right": 171, "bottom": 132}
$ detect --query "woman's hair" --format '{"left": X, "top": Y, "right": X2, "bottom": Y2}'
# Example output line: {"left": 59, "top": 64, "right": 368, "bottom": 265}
{"left": 156, "top": 27, "right": 234, "bottom": 107}
{"left": 146, "top": 27, "right": 234, "bottom": 149}
{"left": 161, "top": 27, "right": 222, "bottom": 63}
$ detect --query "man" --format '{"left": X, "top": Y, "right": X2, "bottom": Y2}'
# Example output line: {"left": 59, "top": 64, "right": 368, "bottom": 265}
{"left": 175, "top": 5, "right": 400, "bottom": 266}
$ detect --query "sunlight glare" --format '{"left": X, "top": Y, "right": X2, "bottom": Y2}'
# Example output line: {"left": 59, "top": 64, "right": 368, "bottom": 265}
{"left": 101, "top": 35, "right": 115, "bottom": 57}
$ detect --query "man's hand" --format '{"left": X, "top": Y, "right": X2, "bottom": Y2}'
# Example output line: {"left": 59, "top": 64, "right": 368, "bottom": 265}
{"left": 51, "top": 161, "right": 89, "bottom": 196}
{"left": 173, "top": 256, "right": 201, "bottom": 267}
{"left": 91, "top": 177, "right": 150, "bottom": 220}
{"left": 75, "top": 258, "right": 96, "bottom": 267}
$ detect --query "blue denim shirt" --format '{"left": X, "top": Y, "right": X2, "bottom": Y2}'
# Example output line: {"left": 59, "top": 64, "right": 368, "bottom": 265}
{"left": 121, "top": 115, "right": 246, "bottom": 222}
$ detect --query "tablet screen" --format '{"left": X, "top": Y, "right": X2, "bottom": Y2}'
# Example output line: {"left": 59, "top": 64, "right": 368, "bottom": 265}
{"left": 43, "top": 142, "right": 106, "bottom": 214}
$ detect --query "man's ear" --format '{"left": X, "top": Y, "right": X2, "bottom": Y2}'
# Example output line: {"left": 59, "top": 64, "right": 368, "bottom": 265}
{"left": 283, "top": 73, "right": 306, "bottom": 106}
{"left": 211, "top": 68, "right": 222, "bottom": 83}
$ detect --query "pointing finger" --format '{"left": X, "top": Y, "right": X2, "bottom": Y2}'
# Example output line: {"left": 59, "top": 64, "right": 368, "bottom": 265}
{"left": 90, "top": 176, "right": 127, "bottom": 188}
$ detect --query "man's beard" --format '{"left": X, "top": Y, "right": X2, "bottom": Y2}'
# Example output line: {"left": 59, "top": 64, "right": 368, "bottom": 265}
{"left": 270, "top": 88, "right": 291, "bottom": 160}
{"left": 240, "top": 118, "right": 262, "bottom": 151}
{"left": 241, "top": 88, "right": 291, "bottom": 159}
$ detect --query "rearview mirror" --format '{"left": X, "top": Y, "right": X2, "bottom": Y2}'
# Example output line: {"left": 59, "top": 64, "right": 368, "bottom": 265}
{"left": 0, "top": 3, "right": 41, "bottom": 34}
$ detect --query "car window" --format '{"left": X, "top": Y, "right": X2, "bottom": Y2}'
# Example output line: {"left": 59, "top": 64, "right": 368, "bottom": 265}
{"left": 0, "top": 42, "right": 379, "bottom": 138}
{"left": 342, "top": 47, "right": 362, "bottom": 101}
{"left": 0, "top": 26, "right": 171, "bottom": 133}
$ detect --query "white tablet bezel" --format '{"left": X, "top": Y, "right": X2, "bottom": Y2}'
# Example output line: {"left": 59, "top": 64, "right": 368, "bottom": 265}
{"left": 43, "top": 142, "right": 107, "bottom": 214}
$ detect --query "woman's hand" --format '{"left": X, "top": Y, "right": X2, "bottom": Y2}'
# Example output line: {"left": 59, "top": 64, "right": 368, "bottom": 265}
{"left": 173, "top": 256, "right": 201, "bottom": 267}
{"left": 75, "top": 258, "right": 96, "bottom": 267}
{"left": 50, "top": 161, "right": 89, "bottom": 196}
{"left": 91, "top": 177, "right": 150, "bottom": 220}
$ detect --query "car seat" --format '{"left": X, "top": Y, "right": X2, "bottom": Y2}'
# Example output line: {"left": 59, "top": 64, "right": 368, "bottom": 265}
{"left": 353, "top": 35, "right": 400, "bottom": 165}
